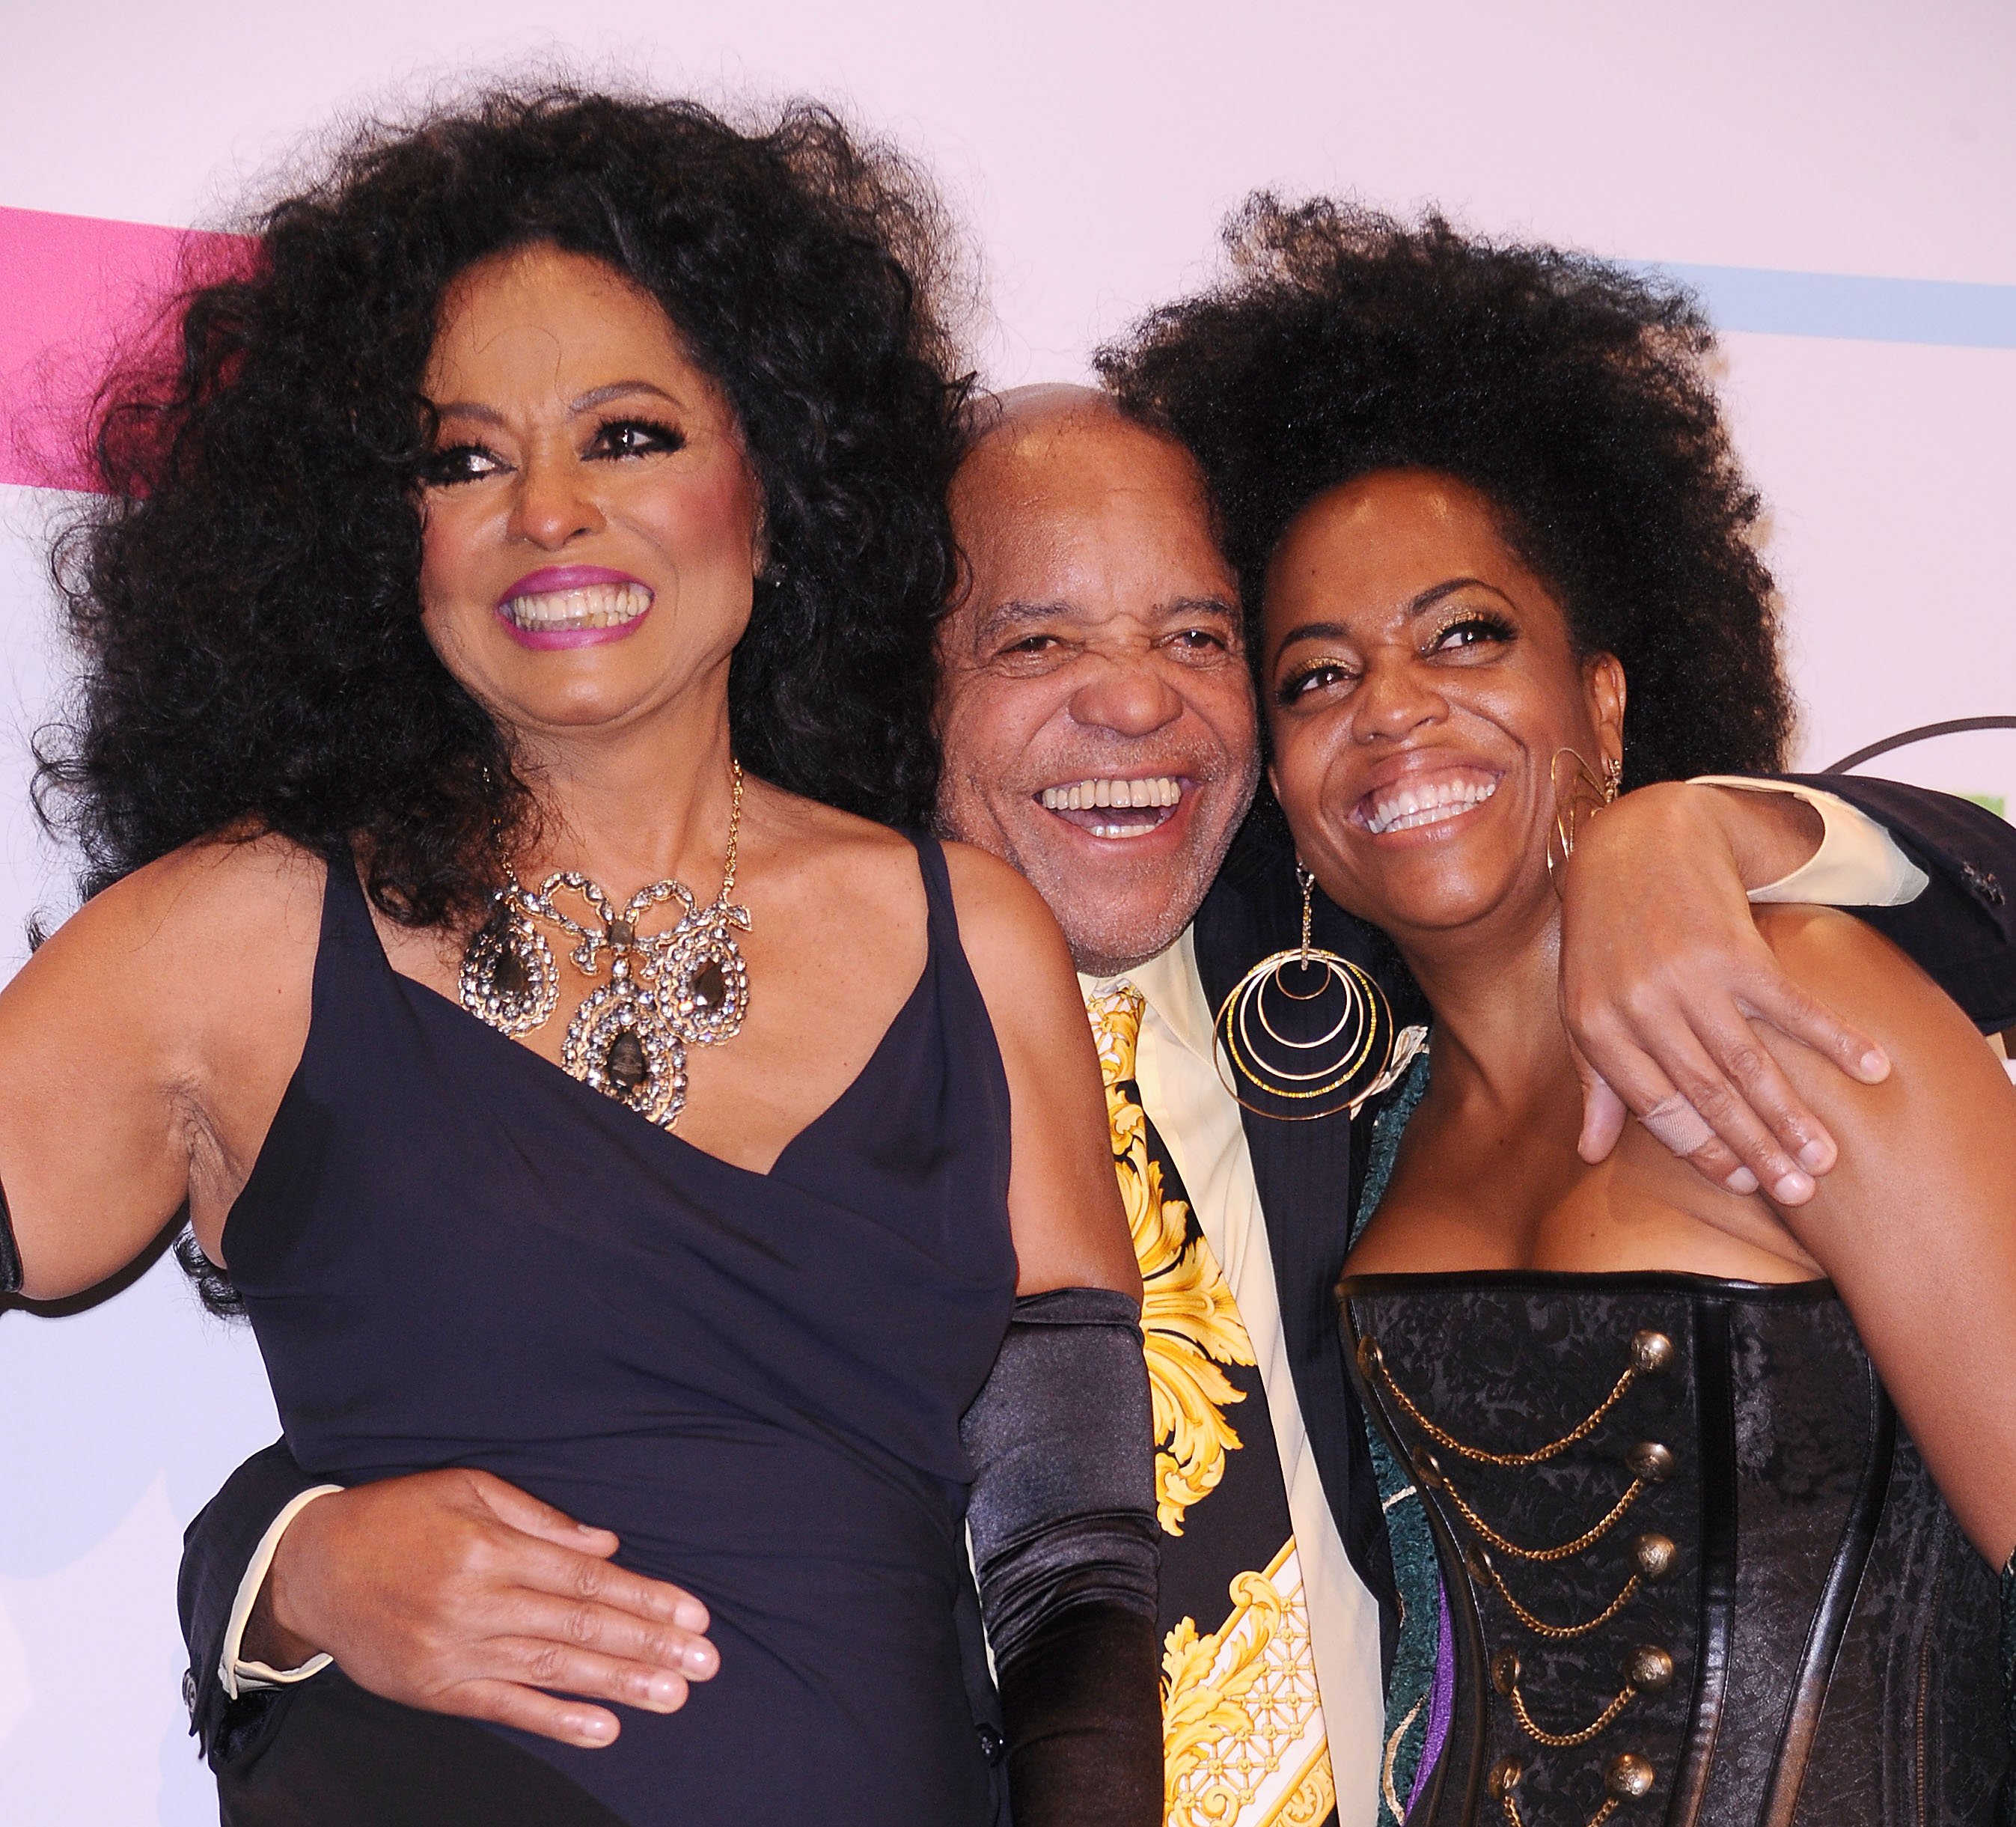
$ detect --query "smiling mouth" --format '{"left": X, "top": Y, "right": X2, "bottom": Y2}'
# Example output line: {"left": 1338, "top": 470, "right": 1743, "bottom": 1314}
{"left": 501, "top": 582, "right": 653, "bottom": 632}
{"left": 1357, "top": 770, "right": 1501, "bottom": 836}
{"left": 1038, "top": 775, "right": 1185, "bottom": 841}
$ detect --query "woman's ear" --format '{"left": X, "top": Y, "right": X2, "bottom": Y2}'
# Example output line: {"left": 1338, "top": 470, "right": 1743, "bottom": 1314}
{"left": 1586, "top": 653, "right": 1627, "bottom": 775}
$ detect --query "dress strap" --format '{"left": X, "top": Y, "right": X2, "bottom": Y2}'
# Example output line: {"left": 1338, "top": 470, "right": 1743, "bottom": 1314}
{"left": 906, "top": 831, "right": 960, "bottom": 947}
{"left": 317, "top": 846, "right": 373, "bottom": 931}
{"left": 311, "top": 847, "right": 399, "bottom": 993}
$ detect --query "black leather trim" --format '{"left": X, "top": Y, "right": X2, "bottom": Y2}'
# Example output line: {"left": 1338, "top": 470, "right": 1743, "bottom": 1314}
{"left": 1666, "top": 1294, "right": 1736, "bottom": 1827}
{"left": 0, "top": 1174, "right": 21, "bottom": 1296}
{"left": 1342, "top": 1269, "right": 1837, "bottom": 1305}
{"left": 1347, "top": 1316, "right": 1487, "bottom": 1826}
{"left": 1758, "top": 1359, "right": 1898, "bottom": 1827}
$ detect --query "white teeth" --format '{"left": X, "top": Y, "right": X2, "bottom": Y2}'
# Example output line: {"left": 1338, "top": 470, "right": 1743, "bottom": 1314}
{"left": 1364, "top": 775, "right": 1500, "bottom": 836}
{"left": 504, "top": 582, "right": 652, "bottom": 630}
{"left": 1038, "top": 776, "right": 1182, "bottom": 814}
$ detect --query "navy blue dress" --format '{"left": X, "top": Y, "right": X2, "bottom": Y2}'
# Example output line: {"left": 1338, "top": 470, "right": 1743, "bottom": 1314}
{"left": 221, "top": 837, "right": 1019, "bottom": 1823}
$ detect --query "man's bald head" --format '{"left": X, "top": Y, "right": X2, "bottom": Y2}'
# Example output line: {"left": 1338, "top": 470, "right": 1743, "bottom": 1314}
{"left": 964, "top": 381, "right": 1131, "bottom": 444}
{"left": 935, "top": 384, "right": 1262, "bottom": 977}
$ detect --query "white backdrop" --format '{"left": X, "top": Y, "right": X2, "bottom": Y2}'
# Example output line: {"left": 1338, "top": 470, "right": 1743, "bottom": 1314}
{"left": 1, "top": 3, "right": 2013, "bottom": 1819}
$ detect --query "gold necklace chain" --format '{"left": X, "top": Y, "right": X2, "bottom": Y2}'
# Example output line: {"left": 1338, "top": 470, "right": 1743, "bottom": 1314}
{"left": 459, "top": 759, "right": 751, "bottom": 1129}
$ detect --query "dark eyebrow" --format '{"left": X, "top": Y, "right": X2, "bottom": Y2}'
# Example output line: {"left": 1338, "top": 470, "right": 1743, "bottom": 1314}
{"left": 1272, "top": 577, "right": 1512, "bottom": 651}
{"left": 428, "top": 380, "right": 685, "bottom": 427}
{"left": 977, "top": 594, "right": 1238, "bottom": 636}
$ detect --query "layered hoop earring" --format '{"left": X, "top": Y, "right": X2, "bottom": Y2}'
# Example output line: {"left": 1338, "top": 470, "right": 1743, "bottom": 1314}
{"left": 1545, "top": 746, "right": 1622, "bottom": 891}
{"left": 1214, "top": 863, "right": 1429, "bottom": 1122}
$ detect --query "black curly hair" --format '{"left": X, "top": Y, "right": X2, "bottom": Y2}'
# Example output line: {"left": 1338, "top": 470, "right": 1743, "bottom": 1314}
{"left": 1096, "top": 197, "right": 1794, "bottom": 790}
{"left": 40, "top": 85, "right": 970, "bottom": 927}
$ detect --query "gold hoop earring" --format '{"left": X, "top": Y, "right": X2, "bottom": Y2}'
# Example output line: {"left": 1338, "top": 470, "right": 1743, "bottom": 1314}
{"left": 1213, "top": 863, "right": 1428, "bottom": 1122}
{"left": 1546, "top": 747, "right": 1621, "bottom": 889}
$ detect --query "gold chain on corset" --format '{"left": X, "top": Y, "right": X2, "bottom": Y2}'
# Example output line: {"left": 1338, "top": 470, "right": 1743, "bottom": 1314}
{"left": 1470, "top": 1551, "right": 1643, "bottom": 1641}
{"left": 1360, "top": 1329, "right": 1671, "bottom": 1468}
{"left": 1437, "top": 1469, "right": 1650, "bottom": 1564}
{"left": 1500, "top": 1793, "right": 1621, "bottom": 1827}
{"left": 1359, "top": 1322, "right": 1678, "bottom": 1823}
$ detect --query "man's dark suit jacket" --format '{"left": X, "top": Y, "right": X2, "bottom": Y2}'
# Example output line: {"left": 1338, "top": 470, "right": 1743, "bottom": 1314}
{"left": 178, "top": 776, "right": 2016, "bottom": 1760}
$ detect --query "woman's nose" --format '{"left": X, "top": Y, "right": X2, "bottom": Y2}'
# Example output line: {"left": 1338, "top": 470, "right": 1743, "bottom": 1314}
{"left": 512, "top": 456, "right": 606, "bottom": 549}
{"left": 1068, "top": 656, "right": 1185, "bottom": 739}
{"left": 1352, "top": 655, "right": 1447, "bottom": 742}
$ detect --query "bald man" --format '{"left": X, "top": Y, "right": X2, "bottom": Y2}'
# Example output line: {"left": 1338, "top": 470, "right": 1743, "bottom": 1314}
{"left": 177, "top": 387, "right": 2016, "bottom": 1827}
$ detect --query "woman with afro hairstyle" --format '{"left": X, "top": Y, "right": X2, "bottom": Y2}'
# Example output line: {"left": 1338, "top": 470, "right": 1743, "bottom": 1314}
{"left": 0, "top": 89, "right": 1161, "bottom": 1827}
{"left": 1102, "top": 200, "right": 2016, "bottom": 1823}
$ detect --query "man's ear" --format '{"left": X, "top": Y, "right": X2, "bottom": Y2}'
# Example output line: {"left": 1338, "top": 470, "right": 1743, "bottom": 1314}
{"left": 1587, "top": 653, "right": 1627, "bottom": 774}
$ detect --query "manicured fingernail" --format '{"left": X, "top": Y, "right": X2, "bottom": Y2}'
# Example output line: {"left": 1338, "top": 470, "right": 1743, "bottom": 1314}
{"left": 1773, "top": 1171, "right": 1815, "bottom": 1204}
{"left": 1797, "top": 1139, "right": 1832, "bottom": 1173}
{"left": 684, "top": 1642, "right": 718, "bottom": 1675}
{"left": 1724, "top": 1167, "right": 1759, "bottom": 1195}
{"left": 646, "top": 1674, "right": 684, "bottom": 1707}
{"left": 1860, "top": 1049, "right": 1890, "bottom": 1080}
{"left": 675, "top": 1599, "right": 708, "bottom": 1630}
{"left": 577, "top": 1715, "right": 616, "bottom": 1742}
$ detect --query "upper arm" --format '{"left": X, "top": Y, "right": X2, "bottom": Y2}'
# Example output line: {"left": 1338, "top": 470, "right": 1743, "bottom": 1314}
{"left": 1750, "top": 904, "right": 2016, "bottom": 1562}
{"left": 941, "top": 843, "right": 1140, "bottom": 1302}
{"left": 0, "top": 838, "right": 320, "bottom": 1299}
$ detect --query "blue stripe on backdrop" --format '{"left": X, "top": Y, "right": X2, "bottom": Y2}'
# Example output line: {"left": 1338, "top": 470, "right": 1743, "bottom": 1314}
{"left": 1640, "top": 263, "right": 2016, "bottom": 349}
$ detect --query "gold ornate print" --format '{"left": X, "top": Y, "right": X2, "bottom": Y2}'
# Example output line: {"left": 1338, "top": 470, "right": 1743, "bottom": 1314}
{"left": 1161, "top": 1543, "right": 1337, "bottom": 1827}
{"left": 1087, "top": 987, "right": 1257, "bottom": 1533}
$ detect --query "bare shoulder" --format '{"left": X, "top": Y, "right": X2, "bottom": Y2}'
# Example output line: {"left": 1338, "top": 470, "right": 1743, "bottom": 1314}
{"left": 739, "top": 782, "right": 923, "bottom": 924}
{"left": 938, "top": 840, "right": 1073, "bottom": 974}
{"left": 34, "top": 830, "right": 324, "bottom": 978}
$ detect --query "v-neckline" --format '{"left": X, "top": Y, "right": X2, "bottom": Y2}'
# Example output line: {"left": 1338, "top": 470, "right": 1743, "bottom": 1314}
{"left": 358, "top": 874, "right": 936, "bottom": 1184}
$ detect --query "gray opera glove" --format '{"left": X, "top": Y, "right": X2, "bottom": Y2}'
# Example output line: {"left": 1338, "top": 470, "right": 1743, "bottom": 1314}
{"left": 961, "top": 1284, "right": 1161, "bottom": 1826}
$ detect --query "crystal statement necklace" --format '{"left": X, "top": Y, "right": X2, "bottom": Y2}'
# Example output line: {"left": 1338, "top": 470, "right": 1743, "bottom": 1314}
{"left": 459, "top": 760, "right": 750, "bottom": 1129}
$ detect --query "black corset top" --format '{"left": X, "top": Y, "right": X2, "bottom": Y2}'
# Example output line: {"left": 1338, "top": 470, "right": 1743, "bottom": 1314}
{"left": 1340, "top": 1272, "right": 2005, "bottom": 1827}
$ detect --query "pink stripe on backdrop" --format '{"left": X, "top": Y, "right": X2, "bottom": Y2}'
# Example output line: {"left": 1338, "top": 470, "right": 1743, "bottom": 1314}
{"left": 0, "top": 206, "right": 251, "bottom": 494}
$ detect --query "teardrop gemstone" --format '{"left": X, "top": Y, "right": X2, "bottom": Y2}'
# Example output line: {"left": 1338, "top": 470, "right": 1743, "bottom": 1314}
{"left": 691, "top": 960, "right": 729, "bottom": 1009}
{"left": 605, "top": 1028, "right": 648, "bottom": 1088}
{"left": 493, "top": 945, "right": 530, "bottom": 1000}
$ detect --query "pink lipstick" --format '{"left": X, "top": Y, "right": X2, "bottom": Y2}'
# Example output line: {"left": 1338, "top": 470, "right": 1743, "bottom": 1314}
{"left": 495, "top": 566, "right": 654, "bottom": 650}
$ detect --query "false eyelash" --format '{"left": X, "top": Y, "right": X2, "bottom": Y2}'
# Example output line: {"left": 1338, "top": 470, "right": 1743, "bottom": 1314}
{"left": 1430, "top": 611, "right": 1517, "bottom": 649}
{"left": 593, "top": 417, "right": 686, "bottom": 455}
{"left": 418, "top": 444, "right": 495, "bottom": 486}
{"left": 1274, "top": 658, "right": 1358, "bottom": 707}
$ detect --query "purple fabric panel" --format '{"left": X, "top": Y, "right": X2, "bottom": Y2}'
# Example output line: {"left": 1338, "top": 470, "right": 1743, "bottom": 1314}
{"left": 1405, "top": 1582, "right": 1456, "bottom": 1817}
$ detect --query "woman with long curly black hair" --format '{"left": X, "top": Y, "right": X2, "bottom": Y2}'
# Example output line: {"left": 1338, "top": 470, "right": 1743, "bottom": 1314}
{"left": 1103, "top": 201, "right": 2016, "bottom": 1823}
{"left": 0, "top": 90, "right": 1160, "bottom": 1826}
